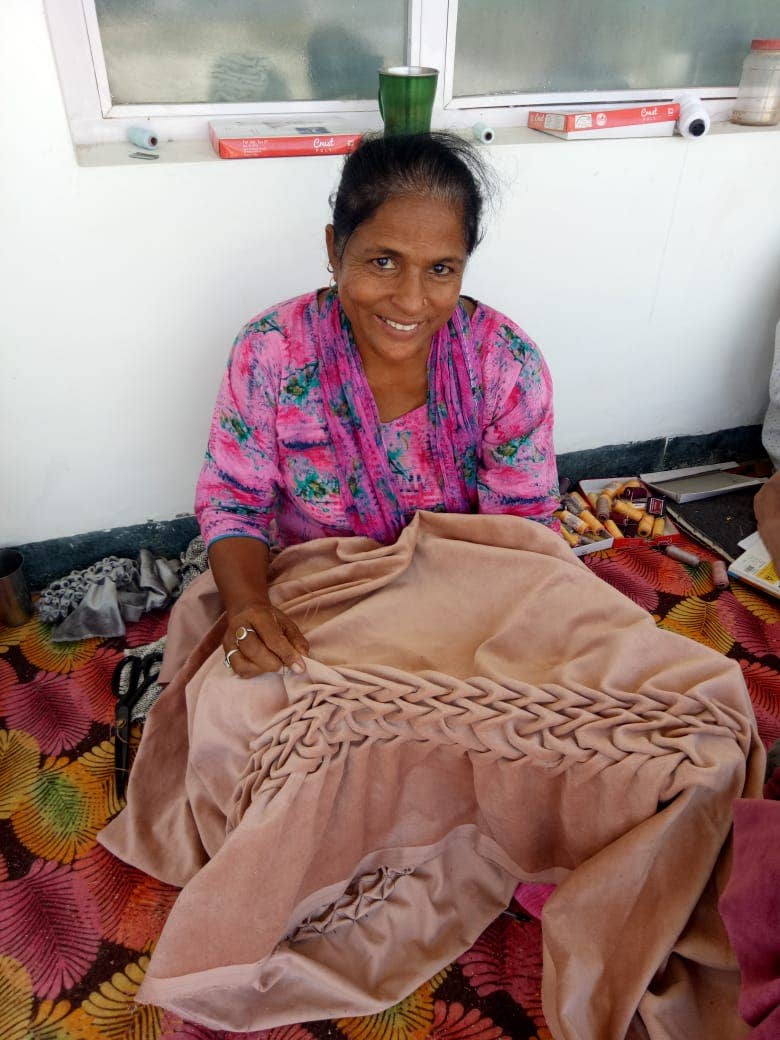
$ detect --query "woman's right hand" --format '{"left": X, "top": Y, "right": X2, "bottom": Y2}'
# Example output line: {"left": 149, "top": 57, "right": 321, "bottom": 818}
{"left": 222, "top": 599, "right": 310, "bottom": 679}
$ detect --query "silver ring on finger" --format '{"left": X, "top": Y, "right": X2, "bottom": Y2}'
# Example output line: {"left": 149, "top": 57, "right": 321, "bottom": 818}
{"left": 235, "top": 626, "right": 256, "bottom": 643}
{"left": 224, "top": 648, "right": 241, "bottom": 671}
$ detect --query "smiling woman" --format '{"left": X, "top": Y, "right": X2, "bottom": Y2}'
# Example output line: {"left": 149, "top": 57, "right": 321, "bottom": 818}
{"left": 325, "top": 194, "right": 467, "bottom": 416}
{"left": 191, "top": 132, "right": 560, "bottom": 679}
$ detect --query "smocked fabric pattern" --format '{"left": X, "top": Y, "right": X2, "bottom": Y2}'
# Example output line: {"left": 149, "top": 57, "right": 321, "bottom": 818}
{"left": 100, "top": 512, "right": 764, "bottom": 1039}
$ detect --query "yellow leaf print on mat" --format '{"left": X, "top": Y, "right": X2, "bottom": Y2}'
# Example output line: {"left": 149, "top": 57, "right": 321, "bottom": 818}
{"left": 731, "top": 583, "right": 780, "bottom": 624}
{"left": 687, "top": 560, "right": 721, "bottom": 598}
{"left": 428, "top": 966, "right": 451, "bottom": 993}
{"left": 0, "top": 956, "right": 34, "bottom": 1040}
{"left": 29, "top": 998, "right": 70, "bottom": 1040}
{"left": 338, "top": 983, "right": 434, "bottom": 1040}
{"left": 81, "top": 957, "right": 162, "bottom": 1040}
{"left": 658, "top": 598, "right": 734, "bottom": 655}
{"left": 1, "top": 615, "right": 100, "bottom": 675}
{"left": 0, "top": 729, "right": 40, "bottom": 819}
{"left": 77, "top": 740, "right": 124, "bottom": 821}
{"left": 28, "top": 998, "right": 97, "bottom": 1040}
{"left": 11, "top": 758, "right": 105, "bottom": 864}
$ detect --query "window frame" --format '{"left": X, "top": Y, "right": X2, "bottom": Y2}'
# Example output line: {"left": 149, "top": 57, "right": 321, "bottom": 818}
{"left": 45, "top": 0, "right": 741, "bottom": 148}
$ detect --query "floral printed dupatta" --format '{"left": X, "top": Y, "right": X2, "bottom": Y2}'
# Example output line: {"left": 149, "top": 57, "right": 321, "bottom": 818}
{"left": 313, "top": 290, "right": 484, "bottom": 544}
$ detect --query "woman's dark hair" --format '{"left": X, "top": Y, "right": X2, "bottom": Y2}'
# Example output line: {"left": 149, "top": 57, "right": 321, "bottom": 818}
{"left": 330, "top": 132, "right": 494, "bottom": 258}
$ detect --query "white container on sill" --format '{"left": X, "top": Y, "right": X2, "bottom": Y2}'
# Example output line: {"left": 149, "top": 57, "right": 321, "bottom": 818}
{"left": 731, "top": 38, "right": 780, "bottom": 127}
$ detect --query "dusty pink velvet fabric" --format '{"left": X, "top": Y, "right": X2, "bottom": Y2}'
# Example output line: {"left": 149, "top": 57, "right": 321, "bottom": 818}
{"left": 99, "top": 512, "right": 765, "bottom": 1039}
{"left": 719, "top": 799, "right": 780, "bottom": 1038}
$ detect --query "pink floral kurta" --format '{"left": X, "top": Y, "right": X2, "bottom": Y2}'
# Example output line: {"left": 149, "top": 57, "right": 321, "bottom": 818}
{"left": 196, "top": 292, "right": 559, "bottom": 549}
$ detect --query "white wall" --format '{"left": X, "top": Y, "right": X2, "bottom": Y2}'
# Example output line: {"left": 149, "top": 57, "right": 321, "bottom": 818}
{"left": 2, "top": 1, "right": 779, "bottom": 546}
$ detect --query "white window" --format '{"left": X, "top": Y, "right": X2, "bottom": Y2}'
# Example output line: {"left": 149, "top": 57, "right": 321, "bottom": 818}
{"left": 454, "top": 0, "right": 780, "bottom": 104}
{"left": 46, "top": 0, "right": 780, "bottom": 147}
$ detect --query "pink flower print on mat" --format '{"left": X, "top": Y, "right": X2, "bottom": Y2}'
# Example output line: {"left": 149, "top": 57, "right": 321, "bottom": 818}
{"left": 70, "top": 646, "right": 124, "bottom": 725}
{"left": 458, "top": 915, "right": 543, "bottom": 1010}
{"left": 159, "top": 1011, "right": 318, "bottom": 1040}
{"left": 738, "top": 660, "right": 780, "bottom": 748}
{"left": 429, "top": 1000, "right": 509, "bottom": 1040}
{"left": 125, "top": 610, "right": 170, "bottom": 648}
{"left": 74, "top": 843, "right": 178, "bottom": 951}
{"left": 0, "top": 671, "right": 91, "bottom": 755}
{"left": 0, "top": 657, "right": 16, "bottom": 698}
{"left": 584, "top": 556, "right": 659, "bottom": 614}
{"left": 718, "top": 587, "right": 780, "bottom": 658}
{"left": 0, "top": 858, "right": 100, "bottom": 998}
{"left": 512, "top": 883, "right": 556, "bottom": 921}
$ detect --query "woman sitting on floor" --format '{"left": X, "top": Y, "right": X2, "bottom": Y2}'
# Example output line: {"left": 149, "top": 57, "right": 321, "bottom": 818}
{"left": 99, "top": 132, "right": 762, "bottom": 1040}
{"left": 196, "top": 132, "right": 560, "bottom": 679}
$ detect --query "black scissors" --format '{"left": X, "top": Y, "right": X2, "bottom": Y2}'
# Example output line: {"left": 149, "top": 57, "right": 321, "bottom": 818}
{"left": 111, "top": 653, "right": 162, "bottom": 799}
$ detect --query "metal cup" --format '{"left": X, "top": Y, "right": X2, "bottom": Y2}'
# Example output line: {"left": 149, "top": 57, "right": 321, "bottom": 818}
{"left": 0, "top": 549, "right": 34, "bottom": 628}
{"left": 378, "top": 65, "right": 438, "bottom": 136}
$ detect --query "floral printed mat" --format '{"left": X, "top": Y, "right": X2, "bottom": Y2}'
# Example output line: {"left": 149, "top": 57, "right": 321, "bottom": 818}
{"left": 2, "top": 536, "right": 779, "bottom": 1040}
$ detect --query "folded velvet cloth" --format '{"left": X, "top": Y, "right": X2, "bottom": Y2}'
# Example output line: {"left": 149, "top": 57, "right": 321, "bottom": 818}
{"left": 719, "top": 800, "right": 780, "bottom": 1038}
{"left": 99, "top": 511, "right": 765, "bottom": 1039}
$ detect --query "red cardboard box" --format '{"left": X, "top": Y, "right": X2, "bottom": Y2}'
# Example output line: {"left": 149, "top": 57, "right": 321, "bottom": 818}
{"left": 528, "top": 103, "right": 679, "bottom": 140}
{"left": 209, "top": 120, "right": 362, "bottom": 159}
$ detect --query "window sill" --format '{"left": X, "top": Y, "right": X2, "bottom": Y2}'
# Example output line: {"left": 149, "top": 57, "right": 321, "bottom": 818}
{"left": 74, "top": 117, "right": 780, "bottom": 168}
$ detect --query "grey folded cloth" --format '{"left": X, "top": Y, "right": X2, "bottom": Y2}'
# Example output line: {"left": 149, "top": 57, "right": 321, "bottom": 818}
{"left": 39, "top": 536, "right": 207, "bottom": 642}
{"left": 38, "top": 557, "right": 137, "bottom": 623}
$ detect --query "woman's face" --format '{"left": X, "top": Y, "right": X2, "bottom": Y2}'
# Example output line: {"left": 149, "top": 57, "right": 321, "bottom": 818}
{"left": 326, "top": 194, "right": 468, "bottom": 370}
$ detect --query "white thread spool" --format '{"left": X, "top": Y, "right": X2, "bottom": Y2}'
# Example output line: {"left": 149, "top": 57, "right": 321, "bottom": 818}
{"left": 127, "top": 126, "right": 159, "bottom": 150}
{"left": 472, "top": 122, "right": 494, "bottom": 144}
{"left": 675, "top": 93, "right": 710, "bottom": 139}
